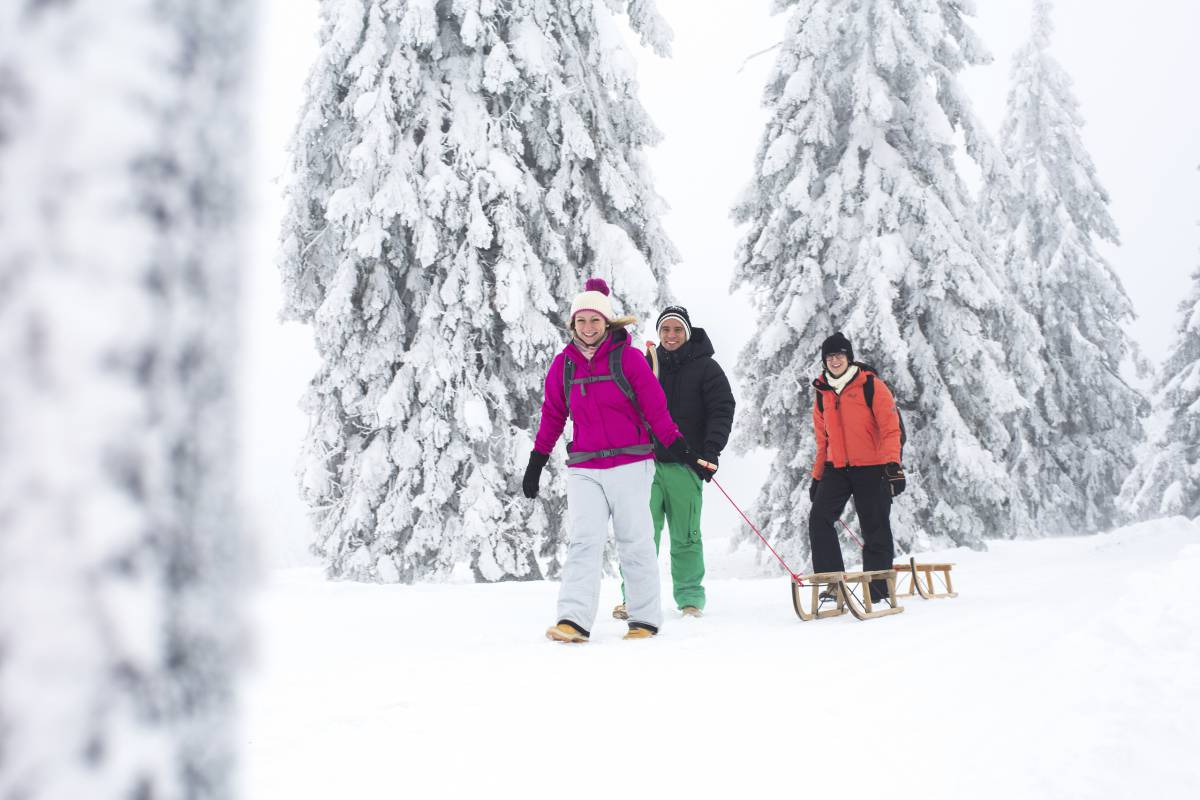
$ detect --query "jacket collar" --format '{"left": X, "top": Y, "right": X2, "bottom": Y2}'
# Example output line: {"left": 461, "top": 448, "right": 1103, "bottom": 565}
{"left": 813, "top": 362, "right": 871, "bottom": 393}
{"left": 824, "top": 364, "right": 860, "bottom": 394}
{"left": 567, "top": 328, "right": 628, "bottom": 365}
{"left": 658, "top": 327, "right": 714, "bottom": 371}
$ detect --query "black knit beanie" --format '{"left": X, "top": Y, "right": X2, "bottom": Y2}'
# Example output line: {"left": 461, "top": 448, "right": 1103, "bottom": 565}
{"left": 656, "top": 306, "right": 692, "bottom": 340}
{"left": 820, "top": 331, "right": 854, "bottom": 362}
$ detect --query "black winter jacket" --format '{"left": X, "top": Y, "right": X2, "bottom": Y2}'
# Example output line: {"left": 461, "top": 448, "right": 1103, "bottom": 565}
{"left": 650, "top": 328, "right": 736, "bottom": 464}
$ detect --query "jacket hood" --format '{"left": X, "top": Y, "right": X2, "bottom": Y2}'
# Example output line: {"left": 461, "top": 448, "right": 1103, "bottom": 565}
{"left": 658, "top": 326, "right": 714, "bottom": 371}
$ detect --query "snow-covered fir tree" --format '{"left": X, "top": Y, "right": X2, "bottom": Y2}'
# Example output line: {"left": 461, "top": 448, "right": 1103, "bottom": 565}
{"left": 281, "top": 0, "right": 677, "bottom": 582}
{"left": 0, "top": 2, "right": 250, "bottom": 798}
{"left": 732, "top": 0, "right": 1029, "bottom": 561}
{"left": 1121, "top": 240, "right": 1200, "bottom": 520}
{"left": 982, "top": 0, "right": 1145, "bottom": 535}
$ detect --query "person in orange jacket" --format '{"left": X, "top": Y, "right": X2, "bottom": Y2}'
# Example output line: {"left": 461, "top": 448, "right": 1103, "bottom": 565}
{"left": 808, "top": 332, "right": 906, "bottom": 603}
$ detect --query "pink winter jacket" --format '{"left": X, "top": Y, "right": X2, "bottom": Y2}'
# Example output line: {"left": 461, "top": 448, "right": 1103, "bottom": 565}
{"left": 534, "top": 330, "right": 682, "bottom": 469}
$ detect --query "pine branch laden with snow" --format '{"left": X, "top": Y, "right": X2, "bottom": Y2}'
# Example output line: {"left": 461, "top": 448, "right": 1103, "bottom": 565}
{"left": 732, "top": 0, "right": 1028, "bottom": 562}
{"left": 281, "top": 0, "right": 678, "bottom": 583}
{"left": 981, "top": 0, "right": 1147, "bottom": 536}
{"left": 0, "top": 2, "right": 250, "bottom": 799}
{"left": 1122, "top": 255, "right": 1200, "bottom": 520}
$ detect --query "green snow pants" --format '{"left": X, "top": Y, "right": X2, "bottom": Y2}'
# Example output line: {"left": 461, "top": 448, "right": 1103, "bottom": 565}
{"left": 623, "top": 462, "right": 706, "bottom": 610}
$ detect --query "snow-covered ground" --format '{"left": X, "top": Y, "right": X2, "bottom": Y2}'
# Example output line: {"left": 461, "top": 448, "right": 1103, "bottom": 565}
{"left": 240, "top": 518, "right": 1200, "bottom": 799}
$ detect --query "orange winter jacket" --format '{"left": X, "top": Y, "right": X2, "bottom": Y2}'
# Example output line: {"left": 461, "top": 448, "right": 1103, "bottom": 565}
{"left": 811, "top": 367, "right": 902, "bottom": 480}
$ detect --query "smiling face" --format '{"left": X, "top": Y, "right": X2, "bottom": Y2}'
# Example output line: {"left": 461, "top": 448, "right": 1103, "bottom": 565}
{"left": 824, "top": 351, "right": 849, "bottom": 377}
{"left": 658, "top": 320, "right": 688, "bottom": 351}
{"left": 573, "top": 312, "right": 608, "bottom": 345}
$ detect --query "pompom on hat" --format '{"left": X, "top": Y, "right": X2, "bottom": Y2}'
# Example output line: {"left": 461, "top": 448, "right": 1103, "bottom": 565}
{"left": 567, "top": 277, "right": 636, "bottom": 329}
{"left": 569, "top": 277, "right": 615, "bottom": 321}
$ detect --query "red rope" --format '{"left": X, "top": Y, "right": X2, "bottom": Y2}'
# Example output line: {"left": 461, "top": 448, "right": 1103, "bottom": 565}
{"left": 709, "top": 474, "right": 867, "bottom": 585}
{"left": 710, "top": 477, "right": 804, "bottom": 585}
{"left": 836, "top": 518, "right": 864, "bottom": 548}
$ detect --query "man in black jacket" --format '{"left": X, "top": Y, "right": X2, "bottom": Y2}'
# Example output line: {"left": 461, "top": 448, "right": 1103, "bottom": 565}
{"left": 614, "top": 306, "right": 735, "bottom": 619}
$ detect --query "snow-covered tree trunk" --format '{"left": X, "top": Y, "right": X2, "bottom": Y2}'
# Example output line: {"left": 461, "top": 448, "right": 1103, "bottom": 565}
{"left": 0, "top": 2, "right": 251, "bottom": 798}
{"left": 732, "top": 0, "right": 1028, "bottom": 563}
{"left": 281, "top": 0, "right": 677, "bottom": 582}
{"left": 982, "top": 0, "right": 1146, "bottom": 535}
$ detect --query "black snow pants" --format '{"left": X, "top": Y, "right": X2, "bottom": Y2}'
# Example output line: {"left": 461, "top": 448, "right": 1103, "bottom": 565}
{"left": 809, "top": 464, "right": 895, "bottom": 602}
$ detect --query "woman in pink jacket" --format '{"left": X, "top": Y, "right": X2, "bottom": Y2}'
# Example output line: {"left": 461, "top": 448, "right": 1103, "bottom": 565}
{"left": 523, "top": 278, "right": 708, "bottom": 642}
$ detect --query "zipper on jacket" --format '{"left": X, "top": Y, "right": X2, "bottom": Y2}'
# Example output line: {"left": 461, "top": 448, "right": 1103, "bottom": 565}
{"left": 834, "top": 391, "right": 852, "bottom": 468}
{"left": 581, "top": 352, "right": 618, "bottom": 453}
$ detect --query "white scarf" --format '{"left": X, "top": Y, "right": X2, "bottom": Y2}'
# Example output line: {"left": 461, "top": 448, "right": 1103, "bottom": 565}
{"left": 825, "top": 364, "right": 859, "bottom": 395}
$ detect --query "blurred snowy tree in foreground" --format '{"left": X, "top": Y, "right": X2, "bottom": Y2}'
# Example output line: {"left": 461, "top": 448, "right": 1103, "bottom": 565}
{"left": 0, "top": 2, "right": 251, "bottom": 797}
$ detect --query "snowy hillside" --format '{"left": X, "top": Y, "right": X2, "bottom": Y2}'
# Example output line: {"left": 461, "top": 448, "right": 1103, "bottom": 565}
{"left": 241, "top": 518, "right": 1200, "bottom": 799}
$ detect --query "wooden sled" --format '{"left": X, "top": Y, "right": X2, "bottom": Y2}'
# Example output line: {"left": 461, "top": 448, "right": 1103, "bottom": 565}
{"left": 791, "top": 572, "right": 848, "bottom": 621}
{"left": 893, "top": 557, "right": 958, "bottom": 599}
{"left": 791, "top": 569, "right": 904, "bottom": 621}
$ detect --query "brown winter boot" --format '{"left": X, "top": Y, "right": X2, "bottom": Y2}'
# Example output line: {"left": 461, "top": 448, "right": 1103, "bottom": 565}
{"left": 622, "top": 623, "right": 658, "bottom": 640}
{"left": 611, "top": 603, "right": 629, "bottom": 620}
{"left": 545, "top": 621, "right": 589, "bottom": 643}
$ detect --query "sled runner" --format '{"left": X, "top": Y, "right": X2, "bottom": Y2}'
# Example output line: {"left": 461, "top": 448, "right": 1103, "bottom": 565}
{"left": 790, "top": 569, "right": 903, "bottom": 621}
{"left": 790, "top": 572, "right": 848, "bottom": 621}
{"left": 893, "top": 557, "right": 958, "bottom": 599}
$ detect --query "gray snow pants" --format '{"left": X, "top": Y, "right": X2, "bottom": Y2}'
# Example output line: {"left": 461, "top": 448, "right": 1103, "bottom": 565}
{"left": 558, "top": 459, "right": 663, "bottom": 633}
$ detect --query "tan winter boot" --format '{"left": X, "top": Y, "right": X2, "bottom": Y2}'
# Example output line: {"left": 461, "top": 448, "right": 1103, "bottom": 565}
{"left": 545, "top": 621, "right": 589, "bottom": 643}
{"left": 622, "top": 624, "right": 657, "bottom": 640}
{"left": 680, "top": 606, "right": 703, "bottom": 618}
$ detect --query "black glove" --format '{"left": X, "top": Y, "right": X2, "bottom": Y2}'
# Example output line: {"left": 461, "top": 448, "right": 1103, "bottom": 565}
{"left": 809, "top": 478, "right": 820, "bottom": 503}
{"left": 667, "top": 438, "right": 713, "bottom": 482}
{"left": 883, "top": 462, "right": 906, "bottom": 496}
{"left": 523, "top": 451, "right": 550, "bottom": 499}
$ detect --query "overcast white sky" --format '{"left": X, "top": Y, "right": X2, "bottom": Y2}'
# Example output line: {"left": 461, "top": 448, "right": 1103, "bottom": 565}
{"left": 242, "top": 0, "right": 1200, "bottom": 567}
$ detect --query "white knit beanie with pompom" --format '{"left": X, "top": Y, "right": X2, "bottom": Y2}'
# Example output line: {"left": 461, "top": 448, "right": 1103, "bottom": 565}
{"left": 569, "top": 277, "right": 615, "bottom": 322}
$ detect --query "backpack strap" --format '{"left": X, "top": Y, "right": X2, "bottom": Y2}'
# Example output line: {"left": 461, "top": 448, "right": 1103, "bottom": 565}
{"left": 561, "top": 345, "right": 654, "bottom": 438}
{"left": 562, "top": 344, "right": 662, "bottom": 464}
{"left": 565, "top": 443, "right": 655, "bottom": 466}
{"left": 609, "top": 347, "right": 635, "bottom": 403}
{"left": 645, "top": 341, "right": 659, "bottom": 377}
{"left": 610, "top": 346, "right": 657, "bottom": 441}
{"left": 861, "top": 371, "right": 906, "bottom": 455}
{"left": 563, "top": 357, "right": 577, "bottom": 413}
